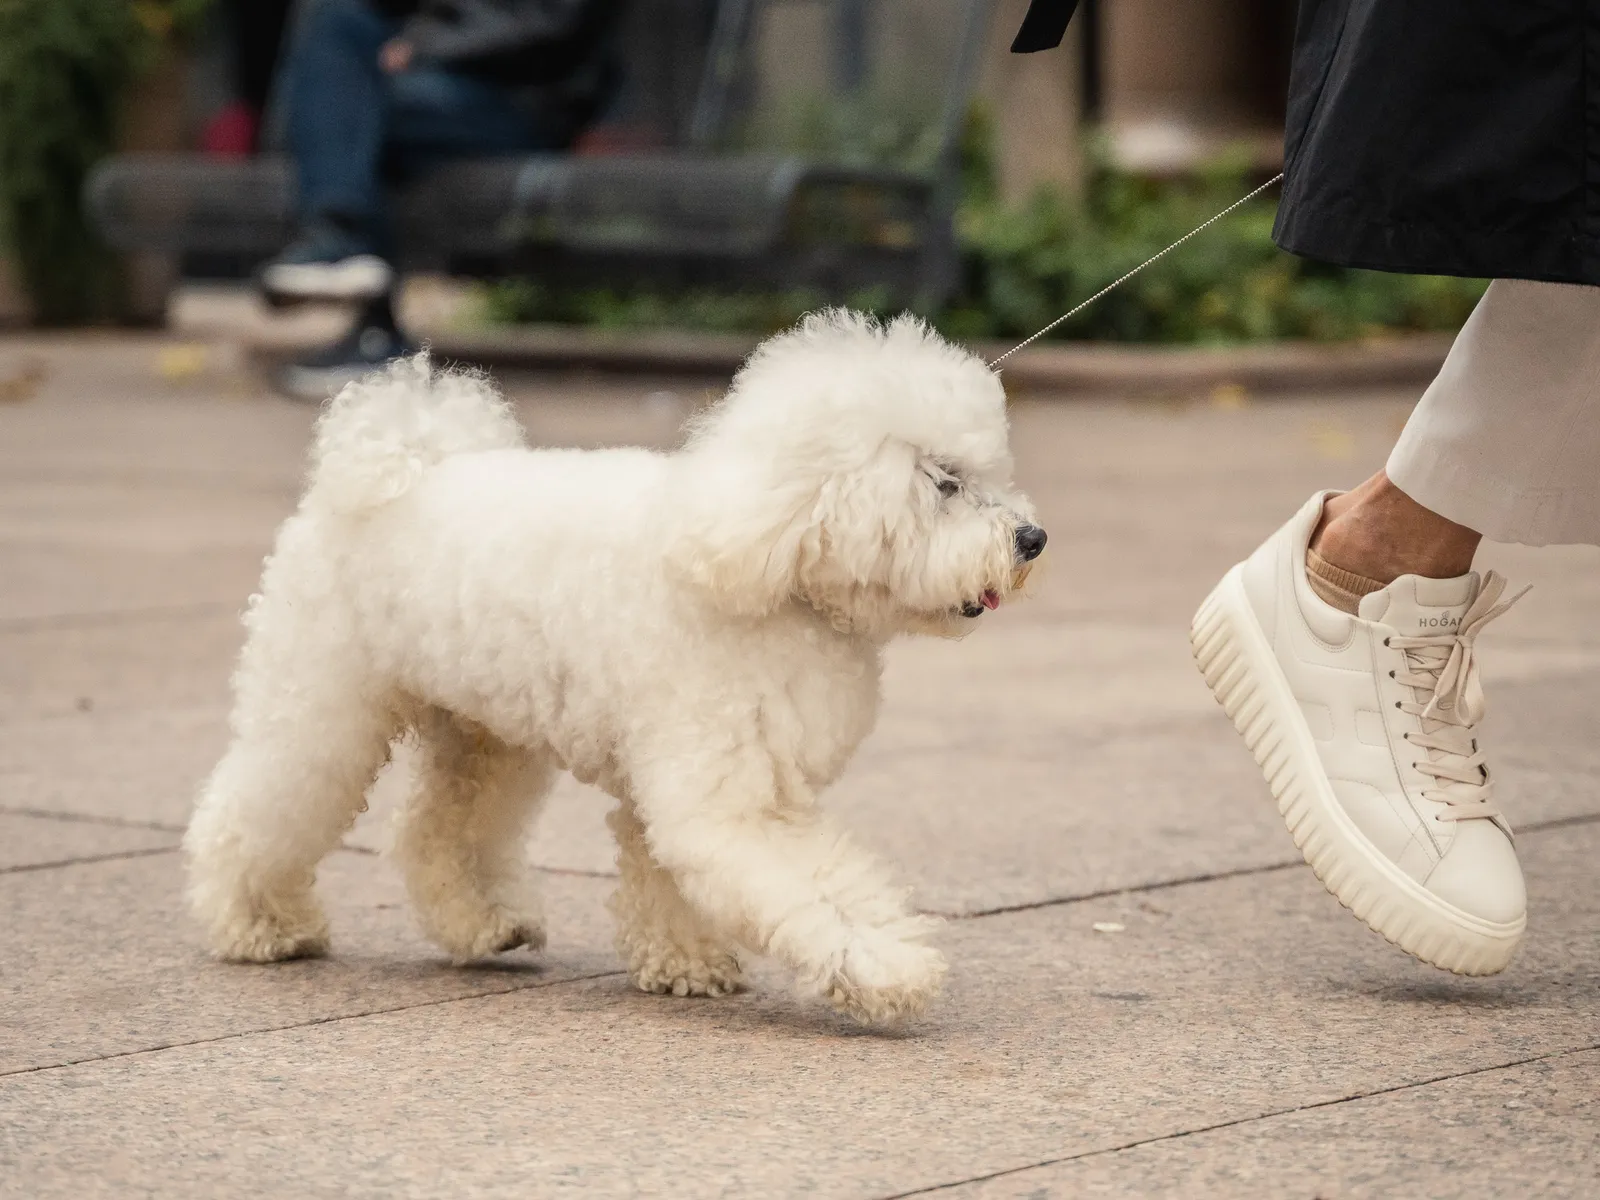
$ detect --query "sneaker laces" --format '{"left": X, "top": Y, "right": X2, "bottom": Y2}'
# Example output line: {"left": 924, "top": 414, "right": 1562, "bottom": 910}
{"left": 1387, "top": 571, "right": 1529, "bottom": 822}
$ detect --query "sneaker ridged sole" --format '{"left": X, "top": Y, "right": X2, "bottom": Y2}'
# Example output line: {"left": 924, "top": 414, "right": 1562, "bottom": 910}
{"left": 1191, "top": 565, "right": 1523, "bottom": 976}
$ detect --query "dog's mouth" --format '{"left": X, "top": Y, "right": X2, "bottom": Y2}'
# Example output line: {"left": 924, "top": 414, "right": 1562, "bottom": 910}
{"left": 957, "top": 561, "right": 1036, "bottom": 618}
{"left": 958, "top": 588, "right": 1002, "bottom": 618}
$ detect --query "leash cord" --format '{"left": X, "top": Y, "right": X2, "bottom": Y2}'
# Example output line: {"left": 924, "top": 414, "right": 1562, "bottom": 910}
{"left": 987, "top": 173, "right": 1285, "bottom": 368}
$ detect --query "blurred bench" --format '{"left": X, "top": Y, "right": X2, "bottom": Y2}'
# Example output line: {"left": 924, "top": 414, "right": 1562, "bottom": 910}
{"left": 86, "top": 0, "right": 992, "bottom": 310}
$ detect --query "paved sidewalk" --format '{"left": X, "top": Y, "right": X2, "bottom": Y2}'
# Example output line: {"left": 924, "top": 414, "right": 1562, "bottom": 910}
{"left": 2, "top": 335, "right": 1597, "bottom": 1198}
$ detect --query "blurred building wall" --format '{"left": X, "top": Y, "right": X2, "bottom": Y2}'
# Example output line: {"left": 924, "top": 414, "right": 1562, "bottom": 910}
{"left": 1102, "top": 0, "right": 1292, "bottom": 173}
{"left": 978, "top": 0, "right": 1083, "bottom": 204}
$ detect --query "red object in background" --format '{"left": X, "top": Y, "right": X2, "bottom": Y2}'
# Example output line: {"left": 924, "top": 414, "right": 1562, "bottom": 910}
{"left": 201, "top": 102, "right": 261, "bottom": 157}
{"left": 573, "top": 124, "right": 667, "bottom": 156}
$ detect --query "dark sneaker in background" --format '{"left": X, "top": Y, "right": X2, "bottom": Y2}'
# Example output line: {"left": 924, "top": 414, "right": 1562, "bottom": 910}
{"left": 260, "top": 219, "right": 394, "bottom": 304}
{"left": 276, "top": 318, "right": 417, "bottom": 403}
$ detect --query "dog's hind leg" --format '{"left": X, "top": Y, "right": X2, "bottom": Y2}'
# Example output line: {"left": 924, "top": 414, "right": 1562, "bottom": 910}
{"left": 606, "top": 800, "right": 743, "bottom": 998}
{"left": 185, "top": 639, "right": 399, "bottom": 963}
{"left": 392, "top": 707, "right": 553, "bottom": 962}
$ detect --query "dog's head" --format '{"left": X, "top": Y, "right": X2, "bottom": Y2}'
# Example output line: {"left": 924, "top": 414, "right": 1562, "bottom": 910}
{"left": 668, "top": 310, "right": 1044, "bottom": 638}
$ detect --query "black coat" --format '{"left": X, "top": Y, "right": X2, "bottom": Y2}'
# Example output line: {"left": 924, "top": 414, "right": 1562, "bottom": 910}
{"left": 1013, "top": 0, "right": 1600, "bottom": 285}
{"left": 1275, "top": 0, "right": 1600, "bottom": 285}
{"left": 397, "top": 0, "right": 626, "bottom": 142}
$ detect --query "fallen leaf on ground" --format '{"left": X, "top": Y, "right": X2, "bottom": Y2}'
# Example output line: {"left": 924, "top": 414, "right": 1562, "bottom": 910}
{"left": 0, "top": 359, "right": 46, "bottom": 403}
{"left": 157, "top": 344, "right": 209, "bottom": 380}
{"left": 1209, "top": 382, "right": 1249, "bottom": 409}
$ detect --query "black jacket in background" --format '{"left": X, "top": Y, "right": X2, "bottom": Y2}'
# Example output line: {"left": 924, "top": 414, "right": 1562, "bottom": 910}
{"left": 402, "top": 0, "right": 623, "bottom": 85}
{"left": 1275, "top": 0, "right": 1600, "bottom": 286}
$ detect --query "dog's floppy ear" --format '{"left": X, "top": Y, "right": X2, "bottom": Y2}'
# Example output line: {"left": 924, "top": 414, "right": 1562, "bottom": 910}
{"left": 666, "top": 460, "right": 810, "bottom": 617}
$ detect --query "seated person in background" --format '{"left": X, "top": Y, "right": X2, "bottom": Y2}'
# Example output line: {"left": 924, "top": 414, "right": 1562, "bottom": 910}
{"left": 262, "top": 0, "right": 623, "bottom": 390}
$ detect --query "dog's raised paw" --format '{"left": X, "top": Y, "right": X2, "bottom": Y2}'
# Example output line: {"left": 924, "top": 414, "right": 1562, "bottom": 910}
{"left": 825, "top": 930, "right": 947, "bottom": 1026}
{"left": 445, "top": 910, "right": 547, "bottom": 962}
{"left": 486, "top": 921, "right": 546, "bottom": 955}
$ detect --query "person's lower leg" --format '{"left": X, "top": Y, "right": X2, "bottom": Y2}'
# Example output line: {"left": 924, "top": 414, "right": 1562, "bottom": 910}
{"left": 284, "top": 0, "right": 397, "bottom": 233}
{"left": 1308, "top": 471, "right": 1482, "bottom": 609}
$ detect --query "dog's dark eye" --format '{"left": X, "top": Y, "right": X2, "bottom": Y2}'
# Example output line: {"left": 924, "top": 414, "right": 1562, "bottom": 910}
{"left": 937, "top": 478, "right": 961, "bottom": 498}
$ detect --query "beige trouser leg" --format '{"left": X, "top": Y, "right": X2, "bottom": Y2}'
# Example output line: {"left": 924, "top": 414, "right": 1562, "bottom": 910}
{"left": 1388, "top": 279, "right": 1600, "bottom": 547}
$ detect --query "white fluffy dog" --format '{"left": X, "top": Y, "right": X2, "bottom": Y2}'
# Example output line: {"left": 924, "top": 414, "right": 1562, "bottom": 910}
{"left": 184, "top": 310, "right": 1044, "bottom": 1024}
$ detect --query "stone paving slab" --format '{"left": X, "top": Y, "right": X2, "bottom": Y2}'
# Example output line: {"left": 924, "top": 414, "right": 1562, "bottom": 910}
{"left": 0, "top": 610, "right": 240, "bottom": 721}
{"left": 0, "top": 706, "right": 225, "bottom": 830}
{"left": 0, "top": 812, "right": 177, "bottom": 872}
{"left": 0, "top": 474, "right": 289, "bottom": 550}
{"left": 0, "top": 545, "right": 263, "bottom": 624}
{"left": 2, "top": 822, "right": 1594, "bottom": 1197}
{"left": 1006, "top": 395, "right": 1600, "bottom": 639}
{"left": 0, "top": 848, "right": 619, "bottom": 1075}
{"left": 946, "top": 1049, "right": 1600, "bottom": 1199}
{"left": 0, "top": 366, "right": 311, "bottom": 489}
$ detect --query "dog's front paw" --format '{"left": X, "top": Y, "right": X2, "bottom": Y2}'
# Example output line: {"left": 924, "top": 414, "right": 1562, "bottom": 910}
{"left": 629, "top": 946, "right": 744, "bottom": 998}
{"left": 824, "top": 922, "right": 947, "bottom": 1026}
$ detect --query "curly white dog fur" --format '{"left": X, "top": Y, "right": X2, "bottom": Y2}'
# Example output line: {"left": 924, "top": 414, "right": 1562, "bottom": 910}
{"left": 184, "top": 310, "right": 1044, "bottom": 1025}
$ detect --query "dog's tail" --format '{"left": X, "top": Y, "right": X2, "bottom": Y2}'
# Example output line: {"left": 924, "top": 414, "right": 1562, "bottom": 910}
{"left": 303, "top": 352, "right": 524, "bottom": 515}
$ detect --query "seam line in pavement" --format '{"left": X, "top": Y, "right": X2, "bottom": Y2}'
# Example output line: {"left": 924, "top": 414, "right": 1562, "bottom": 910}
{"left": 0, "top": 600, "right": 239, "bottom": 636}
{"left": 942, "top": 859, "right": 1300, "bottom": 920}
{"left": 0, "top": 846, "right": 179, "bottom": 875}
{"left": 940, "top": 810, "right": 1600, "bottom": 921}
{"left": 877, "top": 1043, "right": 1600, "bottom": 1199}
{"left": 0, "top": 809, "right": 624, "bottom": 879}
{"left": 334, "top": 842, "right": 615, "bottom": 879}
{"left": 1515, "top": 811, "right": 1600, "bottom": 833}
{"left": 0, "top": 805, "right": 187, "bottom": 834}
{"left": 6, "top": 808, "right": 1591, "bottom": 894}
{"left": 0, "top": 969, "right": 627, "bottom": 1080}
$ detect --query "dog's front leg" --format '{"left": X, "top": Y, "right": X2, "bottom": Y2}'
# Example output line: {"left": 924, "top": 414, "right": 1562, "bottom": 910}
{"left": 630, "top": 752, "right": 945, "bottom": 1025}
{"left": 607, "top": 801, "right": 744, "bottom": 998}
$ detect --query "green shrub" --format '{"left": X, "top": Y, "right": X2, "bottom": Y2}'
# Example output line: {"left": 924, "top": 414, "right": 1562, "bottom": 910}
{"left": 480, "top": 278, "right": 902, "bottom": 336}
{"left": 0, "top": 0, "right": 209, "bottom": 323}
{"left": 947, "top": 135, "right": 1486, "bottom": 344}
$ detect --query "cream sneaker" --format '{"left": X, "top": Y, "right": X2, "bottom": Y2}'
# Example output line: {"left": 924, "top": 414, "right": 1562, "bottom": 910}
{"left": 1191, "top": 492, "right": 1529, "bottom": 975}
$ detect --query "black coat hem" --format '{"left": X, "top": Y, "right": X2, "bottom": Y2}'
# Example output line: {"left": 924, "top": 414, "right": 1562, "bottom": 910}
{"left": 1274, "top": 210, "right": 1600, "bottom": 288}
{"left": 1278, "top": 0, "right": 1600, "bottom": 288}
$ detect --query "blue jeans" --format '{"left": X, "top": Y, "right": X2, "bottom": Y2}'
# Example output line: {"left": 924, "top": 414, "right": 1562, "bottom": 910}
{"left": 285, "top": 0, "right": 566, "bottom": 245}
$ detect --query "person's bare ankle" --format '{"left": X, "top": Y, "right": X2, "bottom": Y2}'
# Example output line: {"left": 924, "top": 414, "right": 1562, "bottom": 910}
{"left": 1310, "top": 472, "right": 1481, "bottom": 585}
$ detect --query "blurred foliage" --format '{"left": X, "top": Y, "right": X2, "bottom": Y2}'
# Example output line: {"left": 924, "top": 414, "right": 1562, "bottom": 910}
{"left": 488, "top": 107, "right": 1486, "bottom": 344}
{"left": 0, "top": 0, "right": 210, "bottom": 322}
{"left": 943, "top": 113, "right": 1487, "bottom": 344}
{"left": 481, "top": 278, "right": 897, "bottom": 336}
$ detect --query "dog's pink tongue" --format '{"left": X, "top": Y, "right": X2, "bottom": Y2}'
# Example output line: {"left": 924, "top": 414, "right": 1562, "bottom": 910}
{"left": 981, "top": 589, "right": 1001, "bottom": 611}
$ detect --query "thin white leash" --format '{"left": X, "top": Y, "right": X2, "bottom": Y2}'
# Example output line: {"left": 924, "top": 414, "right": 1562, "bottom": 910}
{"left": 988, "top": 173, "right": 1285, "bottom": 368}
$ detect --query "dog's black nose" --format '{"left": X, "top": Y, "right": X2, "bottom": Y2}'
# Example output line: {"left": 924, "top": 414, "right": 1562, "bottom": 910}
{"left": 1015, "top": 524, "right": 1047, "bottom": 561}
